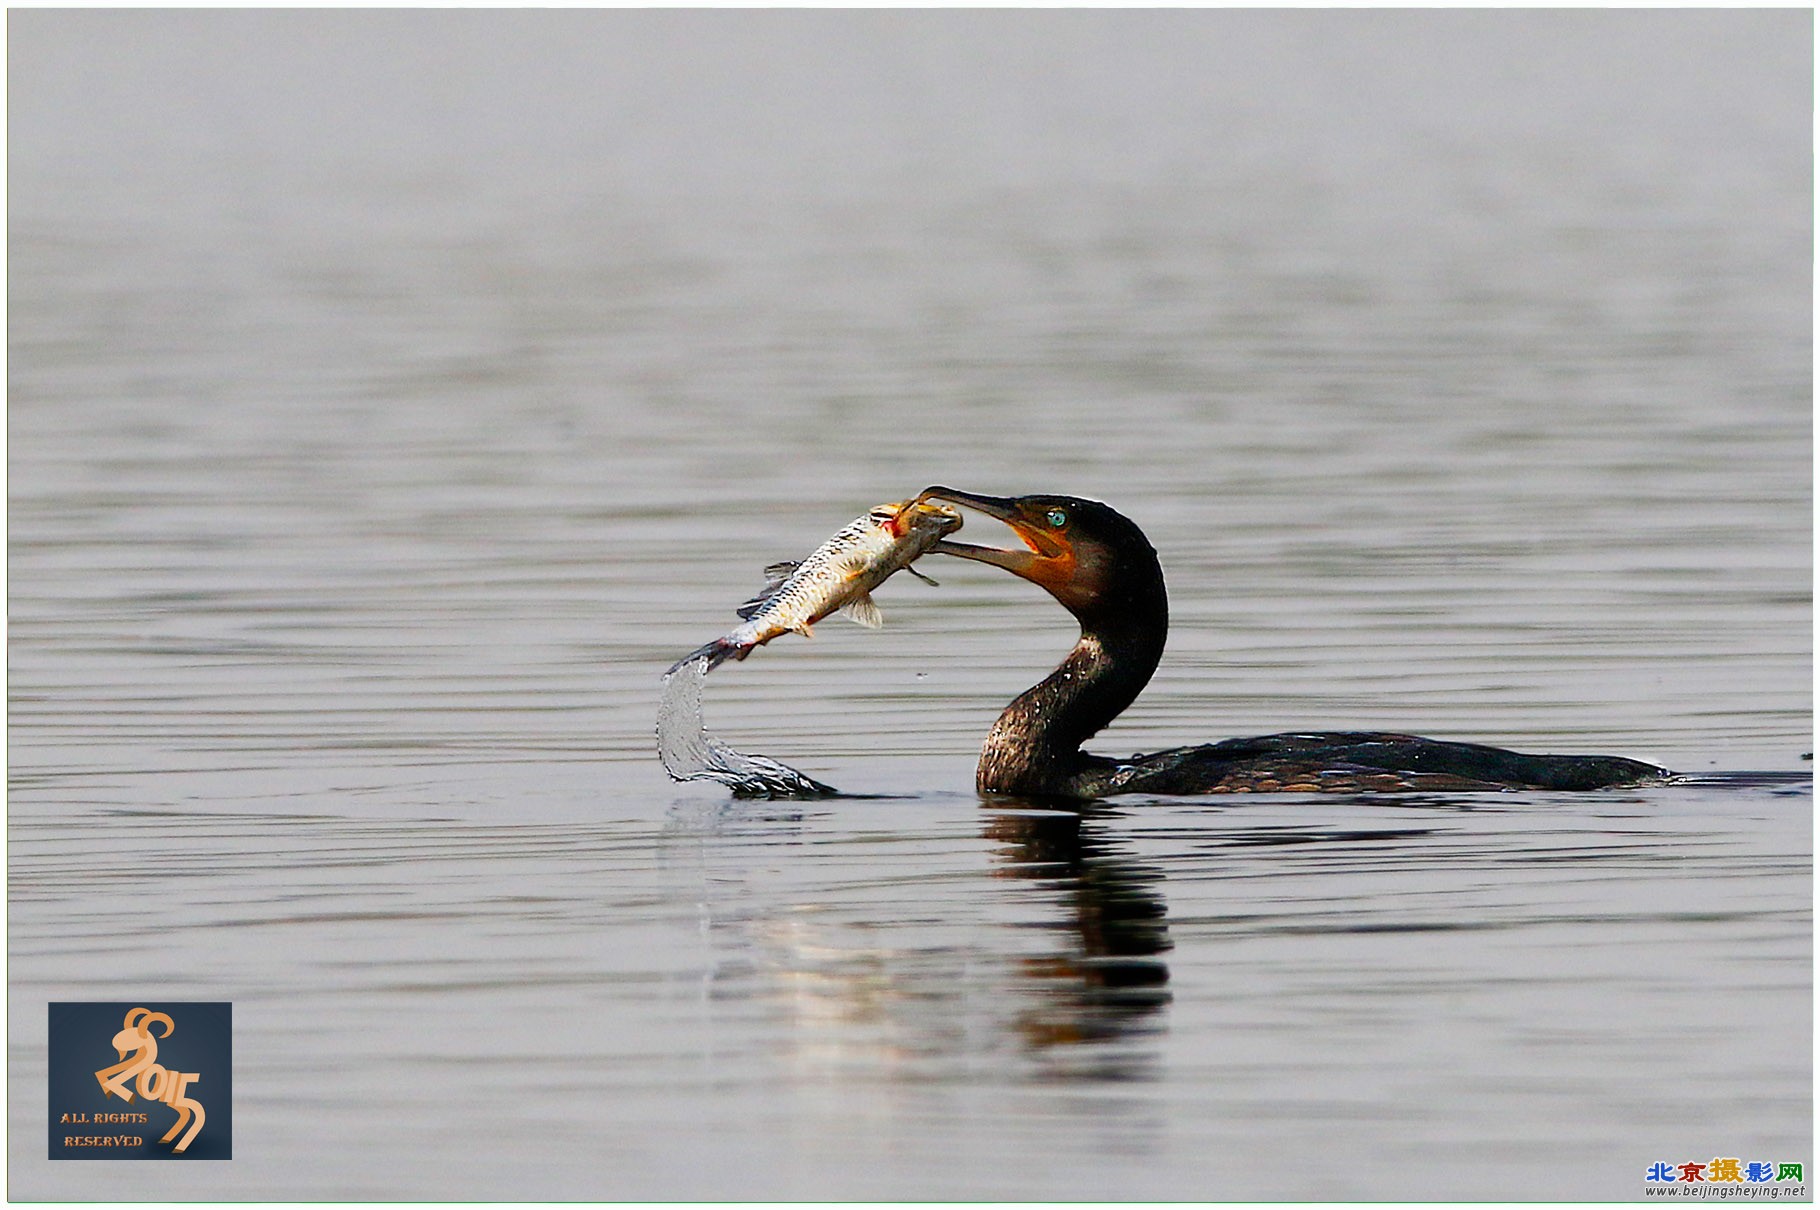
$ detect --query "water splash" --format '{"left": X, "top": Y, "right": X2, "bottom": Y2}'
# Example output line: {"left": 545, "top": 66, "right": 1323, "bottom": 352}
{"left": 656, "top": 656, "right": 839, "bottom": 798}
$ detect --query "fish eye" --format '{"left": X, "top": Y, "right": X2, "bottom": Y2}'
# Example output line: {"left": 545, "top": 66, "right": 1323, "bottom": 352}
{"left": 1045, "top": 508, "right": 1068, "bottom": 528}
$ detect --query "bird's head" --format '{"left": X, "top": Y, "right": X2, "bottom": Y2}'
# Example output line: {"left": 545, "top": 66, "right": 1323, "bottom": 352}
{"left": 912, "top": 487, "right": 1164, "bottom": 623}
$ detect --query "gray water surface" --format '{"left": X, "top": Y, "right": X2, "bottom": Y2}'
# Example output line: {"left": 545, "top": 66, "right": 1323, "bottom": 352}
{"left": 9, "top": 10, "right": 1811, "bottom": 1200}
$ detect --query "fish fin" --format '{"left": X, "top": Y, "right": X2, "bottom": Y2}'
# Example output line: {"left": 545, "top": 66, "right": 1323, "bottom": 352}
{"left": 841, "top": 593, "right": 885, "bottom": 629}
{"left": 904, "top": 566, "right": 940, "bottom": 587}
{"left": 735, "top": 561, "right": 802, "bottom": 619}
{"left": 665, "top": 637, "right": 748, "bottom": 677}
{"left": 793, "top": 622, "right": 815, "bottom": 638}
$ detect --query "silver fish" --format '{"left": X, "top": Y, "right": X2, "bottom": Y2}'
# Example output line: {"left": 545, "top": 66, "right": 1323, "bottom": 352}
{"left": 668, "top": 499, "right": 963, "bottom": 674}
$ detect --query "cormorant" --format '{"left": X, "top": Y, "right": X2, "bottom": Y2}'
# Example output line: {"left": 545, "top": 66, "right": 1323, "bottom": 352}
{"left": 917, "top": 486, "right": 1669, "bottom": 800}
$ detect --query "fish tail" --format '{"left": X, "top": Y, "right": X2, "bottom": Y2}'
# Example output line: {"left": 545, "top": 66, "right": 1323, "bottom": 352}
{"left": 665, "top": 637, "right": 750, "bottom": 677}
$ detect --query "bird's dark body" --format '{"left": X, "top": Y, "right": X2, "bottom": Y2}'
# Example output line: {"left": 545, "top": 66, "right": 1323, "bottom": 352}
{"left": 1089, "top": 732, "right": 1668, "bottom": 797}
{"left": 921, "top": 487, "right": 1671, "bottom": 802}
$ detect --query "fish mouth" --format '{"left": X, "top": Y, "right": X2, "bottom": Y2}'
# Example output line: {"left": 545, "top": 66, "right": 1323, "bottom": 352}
{"left": 883, "top": 497, "right": 964, "bottom": 539}
{"left": 912, "top": 486, "right": 1071, "bottom": 582}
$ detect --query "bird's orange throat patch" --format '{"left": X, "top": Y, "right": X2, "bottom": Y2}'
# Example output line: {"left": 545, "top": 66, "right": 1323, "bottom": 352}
{"left": 1006, "top": 522, "right": 1080, "bottom": 598}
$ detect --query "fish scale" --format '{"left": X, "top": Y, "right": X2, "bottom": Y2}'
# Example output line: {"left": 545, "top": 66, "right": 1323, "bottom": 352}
{"left": 666, "top": 499, "right": 962, "bottom": 675}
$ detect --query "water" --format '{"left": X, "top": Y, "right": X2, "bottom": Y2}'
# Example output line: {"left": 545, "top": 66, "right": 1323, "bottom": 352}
{"left": 658, "top": 656, "right": 838, "bottom": 798}
{"left": 9, "top": 10, "right": 1811, "bottom": 1200}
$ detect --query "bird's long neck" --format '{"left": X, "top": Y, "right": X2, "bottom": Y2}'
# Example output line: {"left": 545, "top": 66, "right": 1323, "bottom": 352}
{"left": 978, "top": 598, "right": 1167, "bottom": 798}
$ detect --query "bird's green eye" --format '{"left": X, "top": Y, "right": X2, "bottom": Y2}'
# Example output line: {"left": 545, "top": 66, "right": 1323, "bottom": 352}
{"left": 1045, "top": 508, "right": 1068, "bottom": 528}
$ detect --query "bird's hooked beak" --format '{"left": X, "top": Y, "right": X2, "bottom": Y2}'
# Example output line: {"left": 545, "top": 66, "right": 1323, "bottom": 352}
{"left": 912, "top": 486, "right": 1076, "bottom": 591}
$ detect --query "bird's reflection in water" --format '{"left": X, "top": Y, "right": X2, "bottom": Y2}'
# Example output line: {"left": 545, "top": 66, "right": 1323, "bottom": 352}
{"left": 984, "top": 805, "right": 1173, "bottom": 1050}
{"left": 668, "top": 799, "right": 1178, "bottom": 1082}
